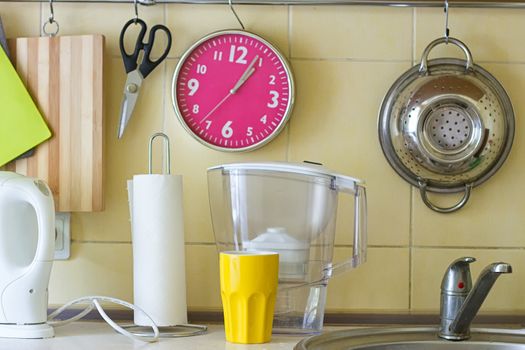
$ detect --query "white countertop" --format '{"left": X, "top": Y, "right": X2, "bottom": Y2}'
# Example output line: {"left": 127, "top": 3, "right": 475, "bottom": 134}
{"left": 0, "top": 322, "right": 320, "bottom": 350}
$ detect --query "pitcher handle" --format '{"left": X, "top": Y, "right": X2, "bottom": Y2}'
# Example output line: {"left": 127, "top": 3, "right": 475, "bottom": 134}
{"left": 327, "top": 180, "right": 367, "bottom": 277}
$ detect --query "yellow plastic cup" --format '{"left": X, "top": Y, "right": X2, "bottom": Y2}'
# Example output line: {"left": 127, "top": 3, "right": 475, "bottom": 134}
{"left": 220, "top": 251, "right": 279, "bottom": 344}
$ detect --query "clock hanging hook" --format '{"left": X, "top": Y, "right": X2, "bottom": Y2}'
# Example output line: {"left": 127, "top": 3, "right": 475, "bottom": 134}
{"left": 444, "top": 0, "right": 450, "bottom": 44}
{"left": 133, "top": 0, "right": 140, "bottom": 23}
{"left": 42, "top": 0, "right": 59, "bottom": 37}
{"left": 228, "top": 0, "right": 245, "bottom": 31}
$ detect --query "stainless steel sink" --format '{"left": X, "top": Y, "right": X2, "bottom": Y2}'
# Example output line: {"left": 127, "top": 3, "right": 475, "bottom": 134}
{"left": 294, "top": 327, "right": 525, "bottom": 350}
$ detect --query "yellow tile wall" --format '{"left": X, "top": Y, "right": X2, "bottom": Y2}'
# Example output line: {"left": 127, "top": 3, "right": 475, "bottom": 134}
{"left": 1, "top": 3, "right": 524, "bottom": 315}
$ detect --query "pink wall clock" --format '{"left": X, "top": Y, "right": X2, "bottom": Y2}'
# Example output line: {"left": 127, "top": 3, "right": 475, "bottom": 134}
{"left": 171, "top": 30, "right": 295, "bottom": 152}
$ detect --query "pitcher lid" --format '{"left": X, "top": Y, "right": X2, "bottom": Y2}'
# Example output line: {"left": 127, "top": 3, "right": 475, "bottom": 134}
{"left": 208, "top": 161, "right": 365, "bottom": 186}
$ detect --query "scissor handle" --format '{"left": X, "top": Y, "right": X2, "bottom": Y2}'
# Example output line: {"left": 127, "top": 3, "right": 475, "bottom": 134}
{"left": 119, "top": 18, "right": 148, "bottom": 74}
{"left": 139, "top": 24, "right": 172, "bottom": 78}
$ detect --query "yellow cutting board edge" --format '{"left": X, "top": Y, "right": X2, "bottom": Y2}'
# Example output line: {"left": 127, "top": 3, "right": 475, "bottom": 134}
{"left": 0, "top": 45, "right": 52, "bottom": 167}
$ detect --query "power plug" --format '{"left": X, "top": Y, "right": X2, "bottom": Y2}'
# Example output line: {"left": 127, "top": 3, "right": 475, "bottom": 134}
{"left": 55, "top": 212, "right": 71, "bottom": 260}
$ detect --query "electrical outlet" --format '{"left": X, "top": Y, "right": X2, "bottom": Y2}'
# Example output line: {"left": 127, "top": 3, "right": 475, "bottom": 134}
{"left": 55, "top": 212, "right": 71, "bottom": 260}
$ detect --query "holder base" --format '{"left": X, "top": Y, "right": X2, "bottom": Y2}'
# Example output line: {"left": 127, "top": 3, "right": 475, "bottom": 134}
{"left": 121, "top": 324, "right": 207, "bottom": 338}
{"left": 0, "top": 323, "right": 54, "bottom": 339}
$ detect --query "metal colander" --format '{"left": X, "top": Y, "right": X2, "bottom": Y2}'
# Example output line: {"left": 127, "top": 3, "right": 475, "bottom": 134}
{"left": 379, "top": 37, "right": 514, "bottom": 213}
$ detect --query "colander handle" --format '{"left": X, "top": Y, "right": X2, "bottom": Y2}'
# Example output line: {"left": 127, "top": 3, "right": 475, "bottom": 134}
{"left": 419, "top": 37, "right": 474, "bottom": 74}
{"left": 418, "top": 181, "right": 473, "bottom": 214}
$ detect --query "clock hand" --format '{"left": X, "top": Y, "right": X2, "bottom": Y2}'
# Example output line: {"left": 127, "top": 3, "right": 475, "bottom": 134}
{"left": 200, "top": 93, "right": 232, "bottom": 124}
{"left": 200, "top": 55, "right": 260, "bottom": 124}
{"left": 230, "top": 55, "right": 259, "bottom": 94}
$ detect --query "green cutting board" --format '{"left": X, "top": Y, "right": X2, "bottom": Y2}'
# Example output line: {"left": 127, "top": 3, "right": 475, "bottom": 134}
{"left": 0, "top": 45, "right": 51, "bottom": 167}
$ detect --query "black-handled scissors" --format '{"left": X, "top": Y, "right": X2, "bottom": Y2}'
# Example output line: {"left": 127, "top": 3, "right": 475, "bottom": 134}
{"left": 117, "top": 18, "right": 172, "bottom": 139}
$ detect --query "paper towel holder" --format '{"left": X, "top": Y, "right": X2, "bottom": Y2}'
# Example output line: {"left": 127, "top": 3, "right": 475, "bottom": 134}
{"left": 149, "top": 132, "right": 171, "bottom": 175}
{"left": 125, "top": 131, "right": 208, "bottom": 338}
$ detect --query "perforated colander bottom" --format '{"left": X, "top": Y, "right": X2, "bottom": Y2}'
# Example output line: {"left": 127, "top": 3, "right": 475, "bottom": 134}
{"left": 424, "top": 105, "right": 474, "bottom": 151}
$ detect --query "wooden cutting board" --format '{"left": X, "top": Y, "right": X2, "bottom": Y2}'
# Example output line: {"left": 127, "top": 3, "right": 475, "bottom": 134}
{"left": 4, "top": 35, "right": 104, "bottom": 212}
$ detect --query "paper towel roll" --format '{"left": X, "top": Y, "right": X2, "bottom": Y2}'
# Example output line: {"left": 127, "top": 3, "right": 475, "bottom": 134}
{"left": 128, "top": 174, "right": 188, "bottom": 326}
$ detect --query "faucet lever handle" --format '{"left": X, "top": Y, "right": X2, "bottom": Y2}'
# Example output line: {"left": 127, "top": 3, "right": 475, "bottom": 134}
{"left": 441, "top": 257, "right": 476, "bottom": 294}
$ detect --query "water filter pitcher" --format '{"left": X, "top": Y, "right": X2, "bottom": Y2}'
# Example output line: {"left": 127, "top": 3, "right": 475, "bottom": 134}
{"left": 207, "top": 162, "right": 367, "bottom": 334}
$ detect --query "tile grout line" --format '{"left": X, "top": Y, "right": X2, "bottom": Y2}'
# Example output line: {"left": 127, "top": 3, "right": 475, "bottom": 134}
{"left": 286, "top": 4, "right": 292, "bottom": 161}
{"left": 412, "top": 245, "right": 525, "bottom": 250}
{"left": 408, "top": 195, "right": 414, "bottom": 312}
{"left": 335, "top": 244, "right": 525, "bottom": 249}
{"left": 71, "top": 240, "right": 215, "bottom": 246}
{"left": 162, "top": 3, "right": 168, "bottom": 134}
{"left": 39, "top": 2, "right": 43, "bottom": 36}
{"left": 69, "top": 240, "right": 525, "bottom": 250}
{"left": 408, "top": 6, "right": 417, "bottom": 313}
{"left": 288, "top": 5, "right": 292, "bottom": 59}
{"left": 110, "top": 54, "right": 525, "bottom": 66}
{"left": 291, "top": 57, "right": 412, "bottom": 63}
{"left": 412, "top": 7, "right": 417, "bottom": 63}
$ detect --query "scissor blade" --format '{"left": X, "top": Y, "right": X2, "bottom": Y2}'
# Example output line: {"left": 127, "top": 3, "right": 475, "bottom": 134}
{"left": 117, "top": 71, "right": 143, "bottom": 139}
{"left": 118, "top": 95, "right": 133, "bottom": 139}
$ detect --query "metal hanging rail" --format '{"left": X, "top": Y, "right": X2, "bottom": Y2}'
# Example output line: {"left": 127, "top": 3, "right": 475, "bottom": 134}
{"left": 3, "top": 0, "right": 525, "bottom": 8}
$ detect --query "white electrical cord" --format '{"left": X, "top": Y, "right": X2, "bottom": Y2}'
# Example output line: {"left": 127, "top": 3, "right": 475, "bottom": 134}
{"left": 47, "top": 296, "right": 160, "bottom": 343}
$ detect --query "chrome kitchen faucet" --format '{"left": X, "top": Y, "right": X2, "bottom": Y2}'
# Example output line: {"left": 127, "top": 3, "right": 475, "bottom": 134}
{"left": 439, "top": 257, "right": 512, "bottom": 341}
